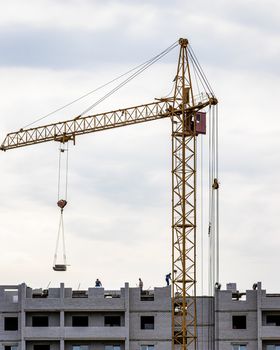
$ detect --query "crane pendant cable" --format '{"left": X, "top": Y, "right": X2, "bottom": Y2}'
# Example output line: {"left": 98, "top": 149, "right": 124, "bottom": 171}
{"left": 53, "top": 143, "right": 69, "bottom": 272}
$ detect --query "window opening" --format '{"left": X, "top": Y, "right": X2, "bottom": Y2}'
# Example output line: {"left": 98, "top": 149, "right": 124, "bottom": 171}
{"left": 141, "top": 316, "right": 154, "bottom": 330}
{"left": 232, "top": 315, "right": 246, "bottom": 329}
{"left": 104, "top": 346, "right": 121, "bottom": 350}
{"left": 140, "top": 346, "right": 155, "bottom": 350}
{"left": 32, "top": 316, "right": 49, "bottom": 327}
{"left": 104, "top": 316, "right": 121, "bottom": 327}
{"left": 140, "top": 291, "right": 154, "bottom": 301}
{"left": 72, "top": 290, "right": 88, "bottom": 298}
{"left": 72, "top": 316, "right": 88, "bottom": 327}
{"left": 232, "top": 345, "right": 247, "bottom": 350}
{"left": 5, "top": 346, "right": 18, "bottom": 350}
{"left": 4, "top": 289, "right": 19, "bottom": 303}
{"left": 4, "top": 317, "right": 18, "bottom": 331}
{"left": 72, "top": 346, "right": 89, "bottom": 350}
{"left": 33, "top": 346, "right": 50, "bottom": 350}
{"left": 232, "top": 292, "right": 246, "bottom": 301}
{"left": 267, "top": 315, "right": 280, "bottom": 326}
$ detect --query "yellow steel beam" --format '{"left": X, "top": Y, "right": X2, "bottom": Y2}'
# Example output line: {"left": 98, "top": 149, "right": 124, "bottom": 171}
{"left": 0, "top": 101, "right": 171, "bottom": 151}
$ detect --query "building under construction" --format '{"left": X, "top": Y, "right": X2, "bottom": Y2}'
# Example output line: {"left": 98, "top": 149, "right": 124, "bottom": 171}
{"left": 0, "top": 282, "right": 280, "bottom": 350}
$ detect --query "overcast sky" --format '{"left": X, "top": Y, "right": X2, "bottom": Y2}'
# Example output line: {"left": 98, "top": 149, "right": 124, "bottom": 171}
{"left": 0, "top": 0, "right": 279, "bottom": 293}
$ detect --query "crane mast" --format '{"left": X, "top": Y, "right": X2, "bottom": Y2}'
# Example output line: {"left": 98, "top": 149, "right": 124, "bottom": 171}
{"left": 172, "top": 38, "right": 198, "bottom": 350}
{"left": 1, "top": 38, "right": 218, "bottom": 350}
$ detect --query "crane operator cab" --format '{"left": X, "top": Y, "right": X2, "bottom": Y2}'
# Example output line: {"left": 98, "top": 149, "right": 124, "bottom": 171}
{"left": 195, "top": 112, "right": 206, "bottom": 135}
{"left": 182, "top": 111, "right": 207, "bottom": 135}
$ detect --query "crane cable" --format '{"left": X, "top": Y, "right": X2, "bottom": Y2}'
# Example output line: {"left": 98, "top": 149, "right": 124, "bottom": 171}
{"left": 208, "top": 104, "right": 219, "bottom": 296}
{"left": 200, "top": 124, "right": 204, "bottom": 350}
{"left": 190, "top": 51, "right": 218, "bottom": 349}
{"left": 22, "top": 41, "right": 178, "bottom": 129}
{"left": 187, "top": 45, "right": 215, "bottom": 97}
{"left": 78, "top": 42, "right": 178, "bottom": 117}
{"left": 192, "top": 55, "right": 205, "bottom": 350}
{"left": 53, "top": 143, "right": 69, "bottom": 267}
{"left": 215, "top": 104, "right": 219, "bottom": 284}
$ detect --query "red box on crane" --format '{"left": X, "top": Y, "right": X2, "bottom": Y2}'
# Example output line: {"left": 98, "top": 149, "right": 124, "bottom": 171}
{"left": 195, "top": 112, "right": 206, "bottom": 135}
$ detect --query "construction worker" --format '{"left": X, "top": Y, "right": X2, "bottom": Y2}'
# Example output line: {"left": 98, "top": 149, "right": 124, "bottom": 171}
{"left": 95, "top": 278, "right": 102, "bottom": 287}
{"left": 165, "top": 273, "right": 171, "bottom": 286}
{"left": 139, "top": 278, "right": 143, "bottom": 291}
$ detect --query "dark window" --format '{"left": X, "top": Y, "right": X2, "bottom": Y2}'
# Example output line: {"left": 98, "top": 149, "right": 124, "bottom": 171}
{"left": 104, "top": 316, "right": 121, "bottom": 327}
{"left": 4, "top": 317, "right": 18, "bottom": 331}
{"left": 267, "top": 315, "right": 280, "bottom": 326}
{"left": 32, "top": 316, "right": 49, "bottom": 327}
{"left": 232, "top": 345, "right": 247, "bottom": 350}
{"left": 104, "top": 346, "right": 121, "bottom": 350}
{"left": 72, "top": 316, "right": 88, "bottom": 327}
{"left": 5, "top": 346, "right": 18, "bottom": 350}
{"left": 232, "top": 315, "right": 246, "bottom": 329}
{"left": 140, "top": 291, "right": 154, "bottom": 301}
{"left": 141, "top": 316, "right": 154, "bottom": 330}
{"left": 33, "top": 346, "right": 50, "bottom": 350}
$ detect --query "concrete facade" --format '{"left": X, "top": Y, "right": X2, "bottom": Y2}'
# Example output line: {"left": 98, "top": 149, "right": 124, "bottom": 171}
{"left": 0, "top": 283, "right": 171, "bottom": 350}
{"left": 1, "top": 282, "right": 280, "bottom": 350}
{"left": 215, "top": 282, "right": 280, "bottom": 350}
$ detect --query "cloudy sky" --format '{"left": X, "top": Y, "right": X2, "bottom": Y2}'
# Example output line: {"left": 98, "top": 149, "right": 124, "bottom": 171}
{"left": 0, "top": 0, "right": 279, "bottom": 294}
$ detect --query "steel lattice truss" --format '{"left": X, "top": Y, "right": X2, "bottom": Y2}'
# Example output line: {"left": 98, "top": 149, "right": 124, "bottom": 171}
{"left": 0, "top": 102, "right": 172, "bottom": 150}
{"left": 172, "top": 39, "right": 197, "bottom": 350}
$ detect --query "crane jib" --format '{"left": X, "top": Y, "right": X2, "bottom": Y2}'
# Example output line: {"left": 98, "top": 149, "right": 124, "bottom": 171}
{"left": 0, "top": 98, "right": 216, "bottom": 151}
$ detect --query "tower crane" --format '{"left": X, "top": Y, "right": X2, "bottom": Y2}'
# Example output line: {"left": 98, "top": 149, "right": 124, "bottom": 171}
{"left": 1, "top": 38, "right": 218, "bottom": 349}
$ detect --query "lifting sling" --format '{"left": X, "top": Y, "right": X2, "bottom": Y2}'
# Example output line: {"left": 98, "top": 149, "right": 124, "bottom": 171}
{"left": 53, "top": 143, "right": 69, "bottom": 271}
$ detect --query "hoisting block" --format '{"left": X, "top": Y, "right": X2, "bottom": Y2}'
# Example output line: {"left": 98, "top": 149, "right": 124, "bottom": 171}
{"left": 57, "top": 199, "right": 67, "bottom": 209}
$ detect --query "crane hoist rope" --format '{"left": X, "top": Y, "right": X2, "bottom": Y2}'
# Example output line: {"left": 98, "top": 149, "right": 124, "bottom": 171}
{"left": 53, "top": 142, "right": 69, "bottom": 272}
{"left": 208, "top": 104, "right": 219, "bottom": 296}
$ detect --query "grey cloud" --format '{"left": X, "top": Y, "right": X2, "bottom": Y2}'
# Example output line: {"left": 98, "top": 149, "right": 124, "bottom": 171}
{"left": 221, "top": 2, "right": 280, "bottom": 34}
{"left": 185, "top": 0, "right": 280, "bottom": 34}
{"left": 0, "top": 27, "right": 176, "bottom": 69}
{"left": 0, "top": 0, "right": 279, "bottom": 76}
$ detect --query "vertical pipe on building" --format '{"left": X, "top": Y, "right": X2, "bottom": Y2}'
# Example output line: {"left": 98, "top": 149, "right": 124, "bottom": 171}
{"left": 124, "top": 282, "right": 130, "bottom": 350}
{"left": 60, "top": 283, "right": 65, "bottom": 350}
{"left": 215, "top": 105, "right": 219, "bottom": 286}
{"left": 215, "top": 288, "right": 219, "bottom": 350}
{"left": 257, "top": 282, "right": 262, "bottom": 350}
{"left": 212, "top": 297, "right": 214, "bottom": 350}
{"left": 20, "top": 283, "right": 26, "bottom": 350}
